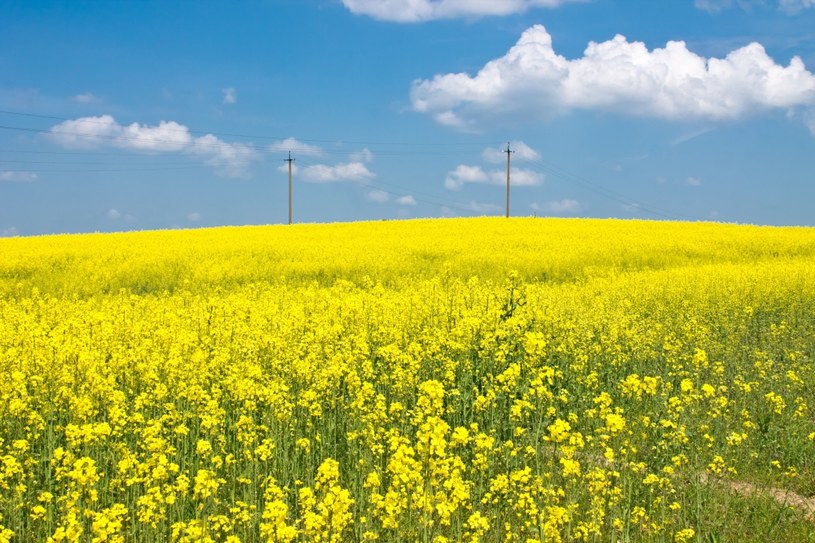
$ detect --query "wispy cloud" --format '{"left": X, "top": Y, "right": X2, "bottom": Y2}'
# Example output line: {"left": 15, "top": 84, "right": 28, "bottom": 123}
{"left": 350, "top": 148, "right": 374, "bottom": 163}
{"left": 671, "top": 127, "right": 716, "bottom": 146}
{"left": 695, "top": 0, "right": 815, "bottom": 14}
{"left": 269, "top": 138, "right": 324, "bottom": 156}
{"left": 106, "top": 208, "right": 133, "bottom": 221}
{"left": 0, "top": 171, "right": 37, "bottom": 183}
{"left": 366, "top": 189, "right": 389, "bottom": 203}
{"left": 73, "top": 92, "right": 99, "bottom": 104}
{"left": 531, "top": 199, "right": 582, "bottom": 214}
{"left": 222, "top": 87, "right": 237, "bottom": 105}
{"left": 342, "top": 0, "right": 584, "bottom": 22}
{"left": 301, "top": 161, "right": 375, "bottom": 183}
{"left": 465, "top": 201, "right": 502, "bottom": 214}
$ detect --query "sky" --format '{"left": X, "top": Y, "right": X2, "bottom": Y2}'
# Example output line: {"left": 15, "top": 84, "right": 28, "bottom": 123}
{"left": 1, "top": 0, "right": 814, "bottom": 236}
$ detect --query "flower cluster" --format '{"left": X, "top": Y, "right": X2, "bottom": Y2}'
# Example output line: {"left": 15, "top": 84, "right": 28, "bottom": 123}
{"left": 1, "top": 217, "right": 814, "bottom": 541}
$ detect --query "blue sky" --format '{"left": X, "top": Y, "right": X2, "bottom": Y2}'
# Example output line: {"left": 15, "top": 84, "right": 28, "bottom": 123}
{"left": 1, "top": 0, "right": 814, "bottom": 236}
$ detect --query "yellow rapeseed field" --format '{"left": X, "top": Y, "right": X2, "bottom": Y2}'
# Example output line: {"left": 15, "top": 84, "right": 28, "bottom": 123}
{"left": 1, "top": 217, "right": 814, "bottom": 542}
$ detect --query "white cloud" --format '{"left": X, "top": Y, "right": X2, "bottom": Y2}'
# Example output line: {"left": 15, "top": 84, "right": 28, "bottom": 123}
{"left": 531, "top": 199, "right": 582, "bottom": 214}
{"left": 411, "top": 25, "right": 815, "bottom": 129}
{"left": 482, "top": 141, "right": 541, "bottom": 163}
{"left": 0, "top": 171, "right": 37, "bottom": 183}
{"left": 106, "top": 208, "right": 133, "bottom": 221}
{"left": 301, "top": 161, "right": 375, "bottom": 183}
{"left": 686, "top": 176, "right": 703, "bottom": 186}
{"left": 445, "top": 164, "right": 488, "bottom": 190}
{"left": 277, "top": 162, "right": 300, "bottom": 175}
{"left": 350, "top": 148, "right": 374, "bottom": 163}
{"left": 118, "top": 120, "right": 192, "bottom": 152}
{"left": 48, "top": 115, "right": 259, "bottom": 177}
{"left": 695, "top": 0, "right": 814, "bottom": 13}
{"left": 73, "top": 92, "right": 98, "bottom": 104}
{"left": 1, "top": 227, "right": 19, "bottom": 237}
{"left": 366, "top": 189, "right": 390, "bottom": 203}
{"left": 341, "top": 0, "right": 582, "bottom": 22}
{"left": 187, "top": 212, "right": 202, "bottom": 222}
{"left": 671, "top": 126, "right": 716, "bottom": 146}
{"left": 444, "top": 163, "right": 543, "bottom": 190}
{"left": 48, "top": 115, "right": 122, "bottom": 149}
{"left": 222, "top": 87, "right": 237, "bottom": 105}
{"left": 694, "top": 0, "right": 757, "bottom": 13}
{"left": 269, "top": 137, "right": 324, "bottom": 156}
{"left": 396, "top": 195, "right": 417, "bottom": 206}
{"left": 780, "top": 0, "right": 815, "bottom": 13}
{"left": 188, "top": 135, "right": 259, "bottom": 178}
{"left": 505, "top": 168, "right": 544, "bottom": 186}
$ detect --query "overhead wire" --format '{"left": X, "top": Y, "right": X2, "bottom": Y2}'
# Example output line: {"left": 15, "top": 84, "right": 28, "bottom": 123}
{"left": 528, "top": 156, "right": 681, "bottom": 221}
{"left": 0, "top": 109, "right": 493, "bottom": 148}
{"left": 0, "top": 107, "right": 683, "bottom": 220}
{"left": 293, "top": 156, "right": 477, "bottom": 214}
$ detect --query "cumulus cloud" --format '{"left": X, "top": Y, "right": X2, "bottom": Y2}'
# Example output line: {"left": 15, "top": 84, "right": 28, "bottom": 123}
{"left": 1, "top": 227, "right": 19, "bottom": 237}
{"left": 686, "top": 176, "right": 703, "bottom": 186}
{"left": 531, "top": 199, "right": 582, "bottom": 214}
{"left": 269, "top": 138, "right": 324, "bottom": 156}
{"left": 48, "top": 115, "right": 258, "bottom": 177}
{"left": 187, "top": 212, "right": 202, "bottom": 222}
{"left": 119, "top": 120, "right": 192, "bottom": 152}
{"left": 0, "top": 171, "right": 37, "bottom": 183}
{"left": 445, "top": 165, "right": 488, "bottom": 190}
{"left": 396, "top": 195, "right": 417, "bottom": 206}
{"left": 48, "top": 115, "right": 122, "bottom": 149}
{"left": 222, "top": 87, "right": 237, "bottom": 104}
{"left": 366, "top": 189, "right": 390, "bottom": 203}
{"left": 444, "top": 163, "right": 543, "bottom": 190}
{"left": 411, "top": 25, "right": 815, "bottom": 129}
{"left": 301, "top": 161, "right": 375, "bottom": 183}
{"left": 341, "top": 0, "right": 582, "bottom": 22}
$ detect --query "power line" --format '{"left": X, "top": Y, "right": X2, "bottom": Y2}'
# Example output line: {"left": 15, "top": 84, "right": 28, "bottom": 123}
{"left": 0, "top": 108, "right": 493, "bottom": 148}
{"left": 294, "top": 156, "right": 478, "bottom": 214}
{"left": 528, "top": 156, "right": 681, "bottom": 221}
{"left": 0, "top": 107, "right": 683, "bottom": 221}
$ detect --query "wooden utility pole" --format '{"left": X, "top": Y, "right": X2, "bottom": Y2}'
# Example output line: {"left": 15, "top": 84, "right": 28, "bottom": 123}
{"left": 285, "top": 151, "right": 295, "bottom": 224}
{"left": 505, "top": 142, "right": 514, "bottom": 218}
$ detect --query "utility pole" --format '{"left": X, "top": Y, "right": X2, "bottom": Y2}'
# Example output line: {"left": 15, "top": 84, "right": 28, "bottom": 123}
{"left": 505, "top": 141, "right": 514, "bottom": 218}
{"left": 285, "top": 151, "right": 295, "bottom": 225}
